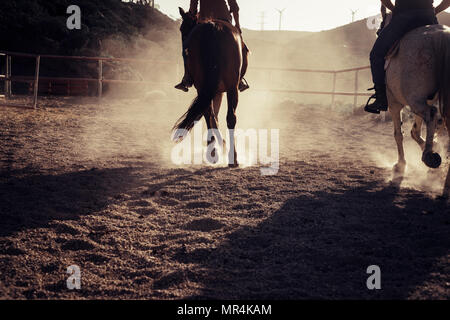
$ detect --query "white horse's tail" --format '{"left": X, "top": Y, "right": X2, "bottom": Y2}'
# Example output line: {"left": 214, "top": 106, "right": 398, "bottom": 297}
{"left": 433, "top": 28, "right": 450, "bottom": 117}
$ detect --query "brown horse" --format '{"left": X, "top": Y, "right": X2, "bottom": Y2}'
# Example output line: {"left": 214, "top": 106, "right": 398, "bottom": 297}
{"left": 173, "top": 8, "right": 246, "bottom": 167}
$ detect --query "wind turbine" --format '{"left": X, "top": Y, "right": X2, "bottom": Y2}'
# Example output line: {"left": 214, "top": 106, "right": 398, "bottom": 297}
{"left": 275, "top": 8, "right": 286, "bottom": 31}
{"left": 350, "top": 9, "right": 358, "bottom": 23}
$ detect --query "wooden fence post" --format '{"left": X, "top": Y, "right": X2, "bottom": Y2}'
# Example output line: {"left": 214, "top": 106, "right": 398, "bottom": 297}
{"left": 98, "top": 59, "right": 103, "bottom": 98}
{"left": 354, "top": 70, "right": 359, "bottom": 108}
{"left": 6, "top": 55, "right": 11, "bottom": 99}
{"left": 176, "top": 62, "right": 181, "bottom": 101}
{"left": 33, "top": 56, "right": 40, "bottom": 109}
{"left": 331, "top": 72, "right": 337, "bottom": 108}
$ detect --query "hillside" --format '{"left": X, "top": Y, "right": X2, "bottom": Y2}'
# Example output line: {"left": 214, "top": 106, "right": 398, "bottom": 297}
{"left": 242, "top": 11, "right": 450, "bottom": 105}
{"left": 0, "top": 0, "right": 178, "bottom": 58}
{"left": 2, "top": 2, "right": 449, "bottom": 68}
{"left": 0, "top": 0, "right": 181, "bottom": 93}
{"left": 1, "top": 3, "right": 449, "bottom": 99}
{"left": 246, "top": 12, "right": 450, "bottom": 70}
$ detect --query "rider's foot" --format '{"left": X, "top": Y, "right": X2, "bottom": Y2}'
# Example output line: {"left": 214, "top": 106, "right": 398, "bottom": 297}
{"left": 175, "top": 82, "right": 189, "bottom": 92}
{"left": 364, "top": 85, "right": 388, "bottom": 114}
{"left": 239, "top": 78, "right": 250, "bottom": 92}
{"left": 175, "top": 75, "right": 193, "bottom": 92}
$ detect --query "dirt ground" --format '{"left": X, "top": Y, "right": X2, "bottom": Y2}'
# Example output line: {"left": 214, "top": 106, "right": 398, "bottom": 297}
{"left": 0, "top": 94, "right": 448, "bottom": 299}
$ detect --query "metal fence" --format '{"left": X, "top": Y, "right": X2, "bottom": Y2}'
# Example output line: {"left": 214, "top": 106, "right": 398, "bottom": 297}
{"left": 0, "top": 50, "right": 371, "bottom": 109}
{"left": 251, "top": 66, "right": 372, "bottom": 107}
{"left": 0, "top": 50, "right": 177, "bottom": 108}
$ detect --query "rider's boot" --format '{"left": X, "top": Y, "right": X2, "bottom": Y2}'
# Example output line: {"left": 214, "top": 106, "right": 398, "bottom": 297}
{"left": 238, "top": 78, "right": 249, "bottom": 92}
{"left": 175, "top": 74, "right": 193, "bottom": 92}
{"left": 364, "top": 84, "right": 388, "bottom": 114}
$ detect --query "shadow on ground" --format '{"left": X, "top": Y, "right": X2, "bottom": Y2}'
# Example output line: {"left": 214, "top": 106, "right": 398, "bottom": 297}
{"left": 0, "top": 167, "right": 139, "bottom": 237}
{"left": 175, "top": 181, "right": 449, "bottom": 299}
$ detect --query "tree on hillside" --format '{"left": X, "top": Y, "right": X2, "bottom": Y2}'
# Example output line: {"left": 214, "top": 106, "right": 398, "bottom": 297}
{"left": 130, "top": 0, "right": 155, "bottom": 8}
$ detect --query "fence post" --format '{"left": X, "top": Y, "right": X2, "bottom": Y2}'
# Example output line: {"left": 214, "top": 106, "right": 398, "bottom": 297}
{"left": 98, "top": 59, "right": 103, "bottom": 98}
{"left": 33, "top": 55, "right": 40, "bottom": 109}
{"left": 6, "top": 55, "right": 11, "bottom": 99}
{"left": 176, "top": 62, "right": 181, "bottom": 102}
{"left": 354, "top": 70, "right": 359, "bottom": 108}
{"left": 331, "top": 72, "right": 337, "bottom": 108}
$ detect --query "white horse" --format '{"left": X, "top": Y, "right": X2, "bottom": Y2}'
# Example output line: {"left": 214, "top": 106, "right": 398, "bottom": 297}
{"left": 381, "top": 10, "right": 450, "bottom": 197}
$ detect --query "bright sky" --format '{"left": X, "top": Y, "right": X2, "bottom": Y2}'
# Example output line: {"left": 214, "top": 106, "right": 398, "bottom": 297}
{"left": 156, "top": 0, "right": 450, "bottom": 31}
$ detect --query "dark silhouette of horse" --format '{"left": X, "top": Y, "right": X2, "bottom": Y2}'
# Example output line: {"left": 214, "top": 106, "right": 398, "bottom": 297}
{"left": 173, "top": 8, "right": 246, "bottom": 167}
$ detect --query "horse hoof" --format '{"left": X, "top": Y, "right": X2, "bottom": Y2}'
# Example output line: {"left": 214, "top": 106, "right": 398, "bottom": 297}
{"left": 422, "top": 152, "right": 442, "bottom": 169}
{"left": 206, "top": 149, "right": 219, "bottom": 164}
{"left": 393, "top": 162, "right": 406, "bottom": 174}
{"left": 228, "top": 163, "right": 239, "bottom": 168}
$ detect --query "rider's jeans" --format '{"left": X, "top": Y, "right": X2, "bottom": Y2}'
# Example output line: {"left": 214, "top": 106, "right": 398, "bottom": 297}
{"left": 370, "top": 9, "right": 438, "bottom": 86}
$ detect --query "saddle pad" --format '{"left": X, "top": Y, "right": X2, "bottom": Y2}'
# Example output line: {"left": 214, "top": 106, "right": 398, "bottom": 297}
{"left": 384, "top": 41, "right": 401, "bottom": 70}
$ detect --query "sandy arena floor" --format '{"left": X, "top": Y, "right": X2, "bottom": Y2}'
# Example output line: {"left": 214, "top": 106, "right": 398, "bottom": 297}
{"left": 0, "top": 95, "right": 448, "bottom": 299}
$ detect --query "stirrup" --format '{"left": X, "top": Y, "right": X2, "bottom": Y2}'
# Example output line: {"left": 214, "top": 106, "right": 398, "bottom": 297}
{"left": 175, "top": 83, "right": 189, "bottom": 92}
{"left": 239, "top": 78, "right": 249, "bottom": 92}
{"left": 364, "top": 93, "right": 381, "bottom": 114}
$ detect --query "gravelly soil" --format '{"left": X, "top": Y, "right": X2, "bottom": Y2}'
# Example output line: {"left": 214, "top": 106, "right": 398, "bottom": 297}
{"left": 0, "top": 95, "right": 448, "bottom": 299}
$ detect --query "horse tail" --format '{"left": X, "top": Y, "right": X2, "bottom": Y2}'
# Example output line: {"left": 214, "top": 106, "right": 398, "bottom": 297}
{"left": 173, "top": 23, "right": 220, "bottom": 141}
{"left": 434, "top": 29, "right": 450, "bottom": 119}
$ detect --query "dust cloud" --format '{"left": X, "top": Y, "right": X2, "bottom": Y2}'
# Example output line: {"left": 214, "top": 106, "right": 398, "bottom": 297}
{"left": 73, "top": 17, "right": 448, "bottom": 197}
{"left": 370, "top": 116, "right": 449, "bottom": 195}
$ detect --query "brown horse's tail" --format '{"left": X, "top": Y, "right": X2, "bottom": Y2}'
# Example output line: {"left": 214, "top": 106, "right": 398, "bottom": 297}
{"left": 173, "top": 23, "right": 221, "bottom": 141}
{"left": 434, "top": 29, "right": 450, "bottom": 120}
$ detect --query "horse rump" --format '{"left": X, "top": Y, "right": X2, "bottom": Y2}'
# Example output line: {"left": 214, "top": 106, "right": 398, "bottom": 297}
{"left": 433, "top": 27, "right": 450, "bottom": 123}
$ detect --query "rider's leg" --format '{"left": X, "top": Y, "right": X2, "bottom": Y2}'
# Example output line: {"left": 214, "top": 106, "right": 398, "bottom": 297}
{"left": 366, "top": 22, "right": 406, "bottom": 113}
{"left": 175, "top": 41, "right": 194, "bottom": 92}
{"left": 365, "top": 10, "right": 437, "bottom": 114}
{"left": 238, "top": 41, "right": 250, "bottom": 92}
{"left": 175, "top": 26, "right": 194, "bottom": 92}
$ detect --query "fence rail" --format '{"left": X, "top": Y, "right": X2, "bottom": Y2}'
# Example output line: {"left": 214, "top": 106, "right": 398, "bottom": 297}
{"left": 0, "top": 50, "right": 372, "bottom": 109}
{"left": 252, "top": 65, "right": 372, "bottom": 107}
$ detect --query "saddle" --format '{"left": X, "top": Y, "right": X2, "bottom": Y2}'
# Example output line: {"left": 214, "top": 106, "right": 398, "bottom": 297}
{"left": 197, "top": 18, "right": 239, "bottom": 34}
{"left": 384, "top": 41, "right": 401, "bottom": 71}
{"left": 197, "top": 18, "right": 249, "bottom": 53}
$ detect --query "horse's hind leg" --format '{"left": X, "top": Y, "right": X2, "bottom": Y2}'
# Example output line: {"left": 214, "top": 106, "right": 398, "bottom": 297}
{"left": 444, "top": 116, "right": 450, "bottom": 198}
{"left": 212, "top": 93, "right": 226, "bottom": 149}
{"left": 411, "top": 115, "right": 425, "bottom": 151}
{"left": 226, "top": 88, "right": 239, "bottom": 168}
{"left": 419, "top": 104, "right": 442, "bottom": 169}
{"left": 389, "top": 98, "right": 406, "bottom": 174}
{"left": 203, "top": 99, "right": 222, "bottom": 164}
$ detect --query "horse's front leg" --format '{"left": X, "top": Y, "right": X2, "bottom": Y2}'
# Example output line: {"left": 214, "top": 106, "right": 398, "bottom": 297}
{"left": 389, "top": 99, "right": 406, "bottom": 175}
{"left": 421, "top": 105, "right": 442, "bottom": 169}
{"left": 204, "top": 106, "right": 218, "bottom": 164}
{"left": 226, "top": 88, "right": 239, "bottom": 168}
{"left": 411, "top": 115, "right": 425, "bottom": 151}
